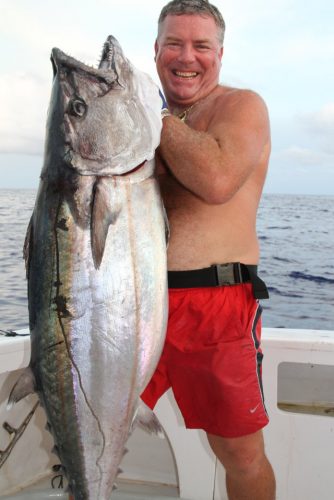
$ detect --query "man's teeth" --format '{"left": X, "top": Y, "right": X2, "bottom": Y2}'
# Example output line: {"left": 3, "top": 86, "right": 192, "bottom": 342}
{"left": 174, "top": 71, "right": 197, "bottom": 78}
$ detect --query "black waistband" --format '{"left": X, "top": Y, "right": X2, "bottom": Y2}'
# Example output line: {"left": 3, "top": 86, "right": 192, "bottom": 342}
{"left": 168, "top": 263, "right": 269, "bottom": 300}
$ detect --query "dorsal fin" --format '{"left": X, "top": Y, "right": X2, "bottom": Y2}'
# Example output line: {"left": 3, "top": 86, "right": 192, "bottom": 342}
{"left": 7, "top": 367, "right": 36, "bottom": 408}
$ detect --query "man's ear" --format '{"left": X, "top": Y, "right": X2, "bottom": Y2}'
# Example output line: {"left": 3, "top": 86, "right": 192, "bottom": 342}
{"left": 154, "top": 39, "right": 159, "bottom": 62}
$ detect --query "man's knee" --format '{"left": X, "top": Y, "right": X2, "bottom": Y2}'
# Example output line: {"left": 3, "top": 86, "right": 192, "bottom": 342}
{"left": 207, "top": 430, "right": 267, "bottom": 476}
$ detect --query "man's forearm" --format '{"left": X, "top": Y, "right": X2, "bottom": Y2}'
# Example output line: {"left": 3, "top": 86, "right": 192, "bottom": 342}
{"left": 159, "top": 115, "right": 229, "bottom": 204}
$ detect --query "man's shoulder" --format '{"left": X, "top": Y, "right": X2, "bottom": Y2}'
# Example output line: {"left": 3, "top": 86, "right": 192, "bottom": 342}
{"left": 204, "top": 85, "right": 270, "bottom": 141}
{"left": 216, "top": 85, "right": 267, "bottom": 109}
{"left": 208, "top": 85, "right": 269, "bottom": 127}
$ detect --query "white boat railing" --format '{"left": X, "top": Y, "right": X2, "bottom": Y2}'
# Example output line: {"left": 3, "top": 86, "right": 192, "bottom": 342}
{"left": 1, "top": 328, "right": 334, "bottom": 499}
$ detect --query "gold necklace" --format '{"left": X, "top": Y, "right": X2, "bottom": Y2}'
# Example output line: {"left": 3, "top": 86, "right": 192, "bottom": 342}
{"left": 176, "top": 89, "right": 218, "bottom": 122}
{"left": 177, "top": 103, "right": 196, "bottom": 122}
{"left": 176, "top": 94, "right": 208, "bottom": 122}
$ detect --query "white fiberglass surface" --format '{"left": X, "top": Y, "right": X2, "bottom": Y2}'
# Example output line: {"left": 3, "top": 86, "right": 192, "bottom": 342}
{"left": 0, "top": 477, "right": 181, "bottom": 499}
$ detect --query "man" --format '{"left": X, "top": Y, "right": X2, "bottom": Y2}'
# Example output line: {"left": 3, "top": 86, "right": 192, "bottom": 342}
{"left": 141, "top": 0, "right": 275, "bottom": 499}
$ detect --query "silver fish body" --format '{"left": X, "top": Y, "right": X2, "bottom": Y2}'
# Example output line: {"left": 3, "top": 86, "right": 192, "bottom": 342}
{"left": 10, "top": 36, "right": 167, "bottom": 499}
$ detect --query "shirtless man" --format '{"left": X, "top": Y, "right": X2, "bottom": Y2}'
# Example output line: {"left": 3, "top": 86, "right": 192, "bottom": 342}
{"left": 141, "top": 1, "right": 275, "bottom": 499}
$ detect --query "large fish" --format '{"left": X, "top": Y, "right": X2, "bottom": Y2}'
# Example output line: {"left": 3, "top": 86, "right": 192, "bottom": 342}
{"left": 9, "top": 35, "right": 168, "bottom": 499}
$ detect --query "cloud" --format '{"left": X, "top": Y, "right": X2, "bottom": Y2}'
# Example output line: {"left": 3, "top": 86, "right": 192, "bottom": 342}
{"left": 270, "top": 102, "right": 334, "bottom": 177}
{"left": 0, "top": 0, "right": 119, "bottom": 75}
{"left": 298, "top": 103, "right": 334, "bottom": 154}
{"left": 302, "top": 103, "right": 334, "bottom": 132}
{"left": 0, "top": 0, "right": 160, "bottom": 68}
{"left": 1, "top": 0, "right": 333, "bottom": 196}
{"left": 274, "top": 146, "right": 334, "bottom": 167}
{"left": 276, "top": 34, "right": 334, "bottom": 66}
{"left": 0, "top": 72, "right": 50, "bottom": 155}
{"left": 0, "top": 1, "right": 162, "bottom": 158}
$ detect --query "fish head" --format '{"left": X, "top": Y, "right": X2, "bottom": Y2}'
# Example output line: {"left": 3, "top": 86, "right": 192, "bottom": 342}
{"left": 47, "top": 35, "right": 162, "bottom": 177}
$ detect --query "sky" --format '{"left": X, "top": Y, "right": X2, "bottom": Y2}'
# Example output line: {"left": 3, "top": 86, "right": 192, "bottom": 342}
{"left": 0, "top": 0, "right": 333, "bottom": 195}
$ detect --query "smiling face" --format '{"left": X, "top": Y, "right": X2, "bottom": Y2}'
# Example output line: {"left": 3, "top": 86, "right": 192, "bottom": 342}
{"left": 155, "top": 14, "right": 223, "bottom": 110}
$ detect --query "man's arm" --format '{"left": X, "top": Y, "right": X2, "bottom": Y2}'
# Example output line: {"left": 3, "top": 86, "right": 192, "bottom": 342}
{"left": 158, "top": 89, "right": 270, "bottom": 204}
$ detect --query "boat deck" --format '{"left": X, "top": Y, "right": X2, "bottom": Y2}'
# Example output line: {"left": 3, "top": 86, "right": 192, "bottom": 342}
{"left": 0, "top": 476, "right": 182, "bottom": 499}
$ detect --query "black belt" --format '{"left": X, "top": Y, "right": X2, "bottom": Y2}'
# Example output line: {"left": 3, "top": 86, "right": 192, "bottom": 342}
{"left": 168, "top": 263, "right": 269, "bottom": 300}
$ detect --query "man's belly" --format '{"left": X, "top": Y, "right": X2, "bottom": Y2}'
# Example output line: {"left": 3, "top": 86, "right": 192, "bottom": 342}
{"left": 166, "top": 213, "right": 260, "bottom": 271}
{"left": 161, "top": 175, "right": 261, "bottom": 271}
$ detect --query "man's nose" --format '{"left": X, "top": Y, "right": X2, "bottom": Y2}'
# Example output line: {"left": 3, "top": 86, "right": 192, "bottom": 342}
{"left": 178, "top": 44, "right": 196, "bottom": 64}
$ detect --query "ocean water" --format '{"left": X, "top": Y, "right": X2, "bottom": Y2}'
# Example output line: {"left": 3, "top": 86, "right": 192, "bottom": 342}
{"left": 257, "top": 193, "right": 333, "bottom": 330}
{"left": 0, "top": 189, "right": 333, "bottom": 332}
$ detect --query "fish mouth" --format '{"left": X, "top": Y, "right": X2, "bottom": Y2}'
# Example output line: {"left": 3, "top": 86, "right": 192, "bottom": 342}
{"left": 119, "top": 160, "right": 147, "bottom": 177}
{"left": 51, "top": 35, "right": 129, "bottom": 89}
{"left": 50, "top": 49, "right": 119, "bottom": 85}
{"left": 51, "top": 44, "right": 119, "bottom": 85}
{"left": 99, "top": 35, "right": 120, "bottom": 71}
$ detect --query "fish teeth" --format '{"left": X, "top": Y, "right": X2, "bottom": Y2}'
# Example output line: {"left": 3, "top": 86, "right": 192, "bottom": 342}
{"left": 99, "top": 39, "right": 115, "bottom": 70}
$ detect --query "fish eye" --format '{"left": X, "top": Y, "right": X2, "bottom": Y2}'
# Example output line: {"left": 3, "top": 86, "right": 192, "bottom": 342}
{"left": 69, "top": 98, "right": 87, "bottom": 117}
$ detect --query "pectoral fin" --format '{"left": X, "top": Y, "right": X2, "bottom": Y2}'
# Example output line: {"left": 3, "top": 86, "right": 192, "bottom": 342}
{"left": 131, "top": 400, "right": 164, "bottom": 437}
{"left": 91, "top": 178, "right": 120, "bottom": 269}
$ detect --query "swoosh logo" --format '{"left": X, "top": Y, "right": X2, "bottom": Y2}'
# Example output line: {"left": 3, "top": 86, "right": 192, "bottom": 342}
{"left": 250, "top": 404, "right": 260, "bottom": 414}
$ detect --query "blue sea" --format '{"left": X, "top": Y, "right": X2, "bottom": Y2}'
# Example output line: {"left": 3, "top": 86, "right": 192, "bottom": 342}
{"left": 0, "top": 189, "right": 333, "bottom": 332}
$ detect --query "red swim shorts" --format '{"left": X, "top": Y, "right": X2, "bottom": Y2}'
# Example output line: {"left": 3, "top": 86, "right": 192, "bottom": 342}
{"left": 141, "top": 283, "right": 269, "bottom": 438}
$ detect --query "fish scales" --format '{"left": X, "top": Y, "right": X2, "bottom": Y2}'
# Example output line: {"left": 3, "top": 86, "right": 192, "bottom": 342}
{"left": 9, "top": 35, "right": 167, "bottom": 499}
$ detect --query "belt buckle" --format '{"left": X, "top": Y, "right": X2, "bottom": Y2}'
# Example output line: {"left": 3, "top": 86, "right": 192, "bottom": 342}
{"left": 216, "top": 264, "right": 236, "bottom": 286}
